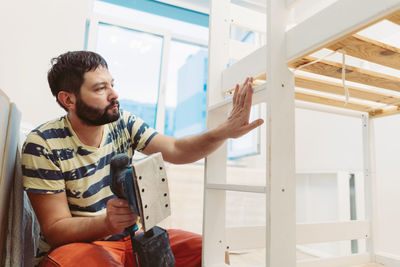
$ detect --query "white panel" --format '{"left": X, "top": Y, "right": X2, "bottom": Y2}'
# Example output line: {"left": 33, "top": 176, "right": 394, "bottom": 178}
{"left": 222, "top": 45, "right": 266, "bottom": 93}
{"left": 0, "top": 90, "right": 10, "bottom": 169}
{"left": 230, "top": 3, "right": 267, "bottom": 33}
{"left": 296, "top": 221, "right": 370, "bottom": 245}
{"left": 228, "top": 39, "right": 257, "bottom": 61}
{"left": 226, "top": 226, "right": 265, "bottom": 251}
{"left": 297, "top": 253, "right": 371, "bottom": 267}
{"left": 286, "top": 0, "right": 400, "bottom": 62}
{"left": 0, "top": 103, "right": 21, "bottom": 259}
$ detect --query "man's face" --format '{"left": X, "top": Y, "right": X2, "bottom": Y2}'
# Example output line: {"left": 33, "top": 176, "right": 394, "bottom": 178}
{"left": 75, "top": 66, "right": 120, "bottom": 126}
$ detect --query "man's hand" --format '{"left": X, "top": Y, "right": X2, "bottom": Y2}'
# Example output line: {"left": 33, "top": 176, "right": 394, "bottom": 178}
{"left": 222, "top": 77, "right": 264, "bottom": 138}
{"left": 105, "top": 198, "right": 138, "bottom": 234}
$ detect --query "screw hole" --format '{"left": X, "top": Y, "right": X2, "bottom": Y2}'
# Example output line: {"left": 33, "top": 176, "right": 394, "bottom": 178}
{"left": 145, "top": 204, "right": 148, "bottom": 208}
{"left": 165, "top": 204, "right": 169, "bottom": 208}
{"left": 162, "top": 178, "right": 166, "bottom": 182}
{"left": 142, "top": 188, "right": 145, "bottom": 193}
{"left": 139, "top": 176, "right": 142, "bottom": 180}
{"left": 146, "top": 216, "right": 149, "bottom": 220}
{"left": 159, "top": 166, "right": 163, "bottom": 170}
{"left": 164, "top": 193, "right": 167, "bottom": 197}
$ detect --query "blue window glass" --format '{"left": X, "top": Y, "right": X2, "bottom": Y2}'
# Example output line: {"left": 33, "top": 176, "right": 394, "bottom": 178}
{"left": 164, "top": 40, "right": 208, "bottom": 137}
{"left": 95, "top": 23, "right": 163, "bottom": 128}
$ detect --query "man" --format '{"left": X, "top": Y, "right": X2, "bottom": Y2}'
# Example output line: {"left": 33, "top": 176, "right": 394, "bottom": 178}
{"left": 22, "top": 51, "right": 263, "bottom": 266}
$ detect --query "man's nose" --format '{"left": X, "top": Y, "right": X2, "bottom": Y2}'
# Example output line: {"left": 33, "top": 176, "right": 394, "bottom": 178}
{"left": 108, "top": 87, "right": 119, "bottom": 101}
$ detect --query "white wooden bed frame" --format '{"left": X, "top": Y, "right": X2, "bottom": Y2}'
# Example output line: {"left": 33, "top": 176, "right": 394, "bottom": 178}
{"left": 202, "top": 0, "right": 400, "bottom": 266}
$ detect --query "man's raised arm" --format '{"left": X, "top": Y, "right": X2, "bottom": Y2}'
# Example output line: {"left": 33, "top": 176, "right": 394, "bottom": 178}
{"left": 142, "top": 77, "right": 264, "bottom": 164}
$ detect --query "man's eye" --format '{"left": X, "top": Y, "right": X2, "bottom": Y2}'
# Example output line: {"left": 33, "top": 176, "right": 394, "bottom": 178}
{"left": 96, "top": 87, "right": 106, "bottom": 93}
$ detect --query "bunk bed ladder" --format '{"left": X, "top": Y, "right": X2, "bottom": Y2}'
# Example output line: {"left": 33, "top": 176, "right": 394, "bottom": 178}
{"left": 202, "top": 0, "right": 296, "bottom": 266}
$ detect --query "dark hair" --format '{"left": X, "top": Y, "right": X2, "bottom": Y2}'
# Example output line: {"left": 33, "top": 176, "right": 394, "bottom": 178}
{"left": 47, "top": 51, "right": 108, "bottom": 111}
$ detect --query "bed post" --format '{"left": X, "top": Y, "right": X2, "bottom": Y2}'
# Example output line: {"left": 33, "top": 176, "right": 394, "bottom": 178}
{"left": 202, "top": 0, "right": 230, "bottom": 266}
{"left": 266, "top": 0, "right": 296, "bottom": 266}
{"left": 362, "top": 114, "right": 377, "bottom": 261}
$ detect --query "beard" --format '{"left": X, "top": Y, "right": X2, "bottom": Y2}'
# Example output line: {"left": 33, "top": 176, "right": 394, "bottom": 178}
{"left": 75, "top": 95, "right": 120, "bottom": 126}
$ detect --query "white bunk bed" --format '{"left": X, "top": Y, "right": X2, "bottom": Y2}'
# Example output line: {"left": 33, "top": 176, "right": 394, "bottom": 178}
{"left": 202, "top": 0, "right": 400, "bottom": 266}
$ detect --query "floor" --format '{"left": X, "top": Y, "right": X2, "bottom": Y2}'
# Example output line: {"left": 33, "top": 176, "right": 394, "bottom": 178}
{"left": 228, "top": 248, "right": 384, "bottom": 267}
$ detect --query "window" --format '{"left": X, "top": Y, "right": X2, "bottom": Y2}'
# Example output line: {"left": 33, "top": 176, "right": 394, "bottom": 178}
{"left": 96, "top": 23, "right": 163, "bottom": 127}
{"left": 89, "top": 1, "right": 262, "bottom": 160}
{"left": 89, "top": 1, "right": 208, "bottom": 136}
{"left": 165, "top": 40, "right": 208, "bottom": 137}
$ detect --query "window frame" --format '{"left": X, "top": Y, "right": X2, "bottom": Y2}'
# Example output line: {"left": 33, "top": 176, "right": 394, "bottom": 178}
{"left": 87, "top": 13, "right": 208, "bottom": 134}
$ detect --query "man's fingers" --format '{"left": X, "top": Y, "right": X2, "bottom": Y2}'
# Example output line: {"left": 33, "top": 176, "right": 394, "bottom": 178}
{"left": 109, "top": 207, "right": 135, "bottom": 215}
{"left": 237, "top": 78, "right": 249, "bottom": 107}
{"left": 243, "top": 80, "right": 254, "bottom": 108}
{"left": 108, "top": 198, "right": 129, "bottom": 208}
{"left": 233, "top": 84, "right": 239, "bottom": 105}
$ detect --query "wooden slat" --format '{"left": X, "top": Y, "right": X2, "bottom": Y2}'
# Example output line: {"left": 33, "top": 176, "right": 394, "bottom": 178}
{"left": 286, "top": 0, "right": 400, "bottom": 64}
{"left": 289, "top": 56, "right": 400, "bottom": 93}
{"left": 295, "top": 75, "right": 400, "bottom": 104}
{"left": 328, "top": 34, "right": 400, "bottom": 70}
{"left": 369, "top": 106, "right": 400, "bottom": 118}
{"left": 386, "top": 9, "right": 400, "bottom": 25}
{"left": 295, "top": 91, "right": 375, "bottom": 113}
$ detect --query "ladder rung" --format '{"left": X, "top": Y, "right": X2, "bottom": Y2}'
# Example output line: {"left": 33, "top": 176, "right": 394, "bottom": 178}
{"left": 208, "top": 83, "right": 267, "bottom": 113}
{"left": 206, "top": 183, "right": 266, "bottom": 193}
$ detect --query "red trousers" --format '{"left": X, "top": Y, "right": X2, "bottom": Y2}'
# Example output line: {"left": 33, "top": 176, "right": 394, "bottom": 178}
{"left": 40, "top": 229, "right": 201, "bottom": 267}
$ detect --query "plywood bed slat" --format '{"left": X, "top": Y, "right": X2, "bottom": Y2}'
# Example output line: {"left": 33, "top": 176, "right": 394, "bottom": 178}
{"left": 250, "top": 74, "right": 400, "bottom": 106}
{"left": 369, "top": 106, "right": 400, "bottom": 118}
{"left": 295, "top": 91, "right": 374, "bottom": 113}
{"left": 327, "top": 34, "right": 400, "bottom": 71}
{"left": 289, "top": 56, "right": 400, "bottom": 93}
{"left": 386, "top": 9, "right": 400, "bottom": 25}
{"left": 295, "top": 75, "right": 400, "bottom": 105}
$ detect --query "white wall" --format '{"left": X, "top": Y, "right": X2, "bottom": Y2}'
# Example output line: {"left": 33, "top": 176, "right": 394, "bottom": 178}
{"left": 0, "top": 0, "right": 92, "bottom": 128}
{"left": 295, "top": 108, "right": 400, "bottom": 258}
{"left": 374, "top": 115, "right": 400, "bottom": 256}
{"left": 295, "top": 108, "right": 364, "bottom": 172}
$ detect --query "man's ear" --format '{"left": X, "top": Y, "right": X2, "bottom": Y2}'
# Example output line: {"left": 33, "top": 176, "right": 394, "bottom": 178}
{"left": 57, "top": 91, "right": 76, "bottom": 111}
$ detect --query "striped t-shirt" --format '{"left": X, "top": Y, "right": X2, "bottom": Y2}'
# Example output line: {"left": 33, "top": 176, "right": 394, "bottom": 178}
{"left": 22, "top": 110, "right": 157, "bottom": 264}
